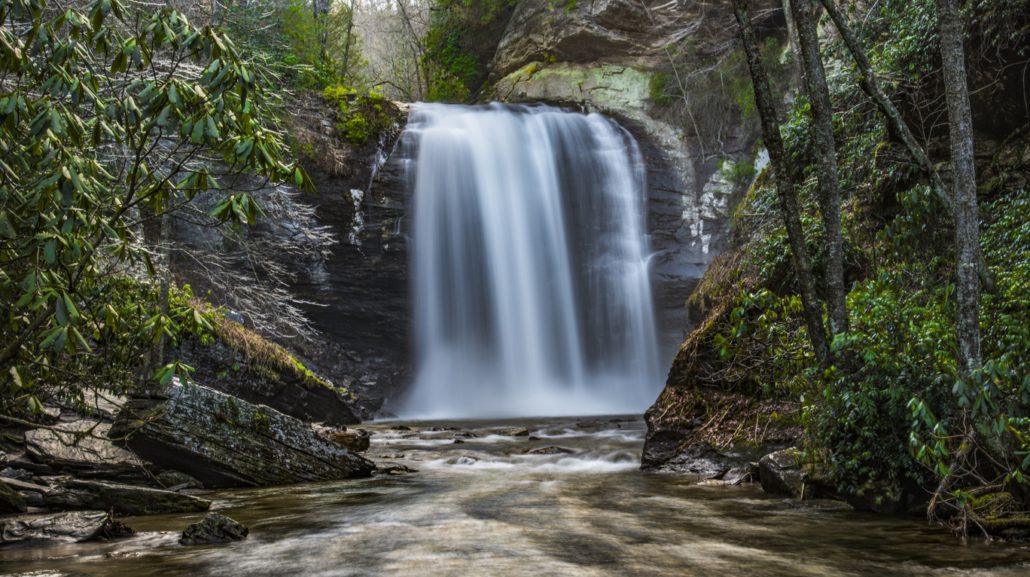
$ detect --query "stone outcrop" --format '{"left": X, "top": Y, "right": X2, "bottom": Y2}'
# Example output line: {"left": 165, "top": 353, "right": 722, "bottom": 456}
{"left": 0, "top": 511, "right": 131, "bottom": 545}
{"left": 182, "top": 330, "right": 361, "bottom": 427}
{"left": 24, "top": 420, "right": 150, "bottom": 483}
{"left": 112, "top": 383, "right": 376, "bottom": 488}
{"left": 0, "top": 480, "right": 26, "bottom": 514}
{"left": 489, "top": 0, "right": 783, "bottom": 358}
{"left": 44, "top": 479, "right": 211, "bottom": 517}
{"left": 492, "top": 0, "right": 697, "bottom": 78}
{"left": 315, "top": 426, "right": 371, "bottom": 453}
{"left": 758, "top": 448, "right": 806, "bottom": 497}
{"left": 180, "top": 513, "right": 249, "bottom": 545}
{"left": 285, "top": 94, "right": 411, "bottom": 416}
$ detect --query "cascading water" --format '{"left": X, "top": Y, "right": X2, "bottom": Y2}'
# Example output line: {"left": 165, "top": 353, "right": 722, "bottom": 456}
{"left": 397, "top": 103, "right": 661, "bottom": 418}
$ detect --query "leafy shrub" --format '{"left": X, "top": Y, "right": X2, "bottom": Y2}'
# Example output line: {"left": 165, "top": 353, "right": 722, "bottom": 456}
{"left": 322, "top": 85, "right": 393, "bottom": 146}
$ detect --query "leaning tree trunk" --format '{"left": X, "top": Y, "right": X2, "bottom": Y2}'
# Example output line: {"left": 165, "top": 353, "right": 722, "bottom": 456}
{"left": 936, "top": 0, "right": 981, "bottom": 379}
{"left": 733, "top": 0, "right": 831, "bottom": 368}
{"left": 818, "top": 0, "right": 993, "bottom": 292}
{"left": 790, "top": 0, "right": 848, "bottom": 336}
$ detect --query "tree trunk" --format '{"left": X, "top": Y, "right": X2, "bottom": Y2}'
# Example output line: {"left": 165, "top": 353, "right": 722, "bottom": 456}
{"left": 314, "top": 0, "right": 332, "bottom": 69}
{"left": 818, "top": 0, "right": 994, "bottom": 292}
{"left": 341, "top": 0, "right": 356, "bottom": 81}
{"left": 936, "top": 0, "right": 981, "bottom": 379}
{"left": 790, "top": 0, "right": 848, "bottom": 336}
{"left": 153, "top": 210, "right": 172, "bottom": 376}
{"left": 733, "top": 0, "right": 831, "bottom": 368}
{"left": 396, "top": 0, "right": 427, "bottom": 99}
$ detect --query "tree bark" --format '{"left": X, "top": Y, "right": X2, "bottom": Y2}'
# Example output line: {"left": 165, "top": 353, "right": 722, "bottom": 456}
{"left": 733, "top": 0, "right": 831, "bottom": 368}
{"left": 341, "top": 0, "right": 356, "bottom": 81}
{"left": 936, "top": 0, "right": 981, "bottom": 379}
{"left": 790, "top": 0, "right": 848, "bottom": 336}
{"left": 818, "top": 0, "right": 993, "bottom": 292}
{"left": 396, "top": 0, "right": 427, "bottom": 99}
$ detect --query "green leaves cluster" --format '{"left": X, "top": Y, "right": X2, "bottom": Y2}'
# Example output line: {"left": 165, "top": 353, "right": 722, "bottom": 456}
{"left": 707, "top": 0, "right": 1030, "bottom": 511}
{"left": 322, "top": 84, "right": 392, "bottom": 146}
{"left": 424, "top": 0, "right": 518, "bottom": 102}
{"left": 0, "top": 0, "right": 302, "bottom": 417}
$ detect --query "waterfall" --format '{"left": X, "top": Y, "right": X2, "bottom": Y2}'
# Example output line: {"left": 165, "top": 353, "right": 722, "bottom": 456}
{"left": 397, "top": 103, "right": 661, "bottom": 418}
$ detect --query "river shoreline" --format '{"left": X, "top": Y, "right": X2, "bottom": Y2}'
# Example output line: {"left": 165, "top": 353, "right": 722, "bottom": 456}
{"left": 3, "top": 416, "right": 1029, "bottom": 577}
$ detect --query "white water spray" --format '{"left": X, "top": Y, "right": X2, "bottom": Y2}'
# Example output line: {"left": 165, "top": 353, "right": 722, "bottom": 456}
{"left": 397, "top": 103, "right": 661, "bottom": 418}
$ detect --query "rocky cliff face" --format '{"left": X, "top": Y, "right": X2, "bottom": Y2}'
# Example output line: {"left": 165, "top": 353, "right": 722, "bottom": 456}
{"left": 283, "top": 96, "right": 411, "bottom": 415}
{"left": 488, "top": 0, "right": 781, "bottom": 361}
{"left": 271, "top": 1, "right": 785, "bottom": 413}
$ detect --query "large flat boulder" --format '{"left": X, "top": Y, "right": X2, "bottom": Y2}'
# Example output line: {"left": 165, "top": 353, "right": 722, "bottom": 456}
{"left": 0, "top": 511, "right": 131, "bottom": 545}
{"left": 182, "top": 331, "right": 361, "bottom": 427}
{"left": 45, "top": 479, "right": 210, "bottom": 517}
{"left": 23, "top": 420, "right": 150, "bottom": 483}
{"left": 112, "top": 383, "right": 376, "bottom": 488}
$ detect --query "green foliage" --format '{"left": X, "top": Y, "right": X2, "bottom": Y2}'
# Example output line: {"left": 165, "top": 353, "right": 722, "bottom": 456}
{"left": 546, "top": 0, "right": 577, "bottom": 14}
{"left": 223, "top": 0, "right": 363, "bottom": 90}
{"left": 907, "top": 188, "right": 1030, "bottom": 487}
{"left": 0, "top": 0, "right": 299, "bottom": 418}
{"left": 649, "top": 72, "right": 673, "bottom": 107}
{"left": 322, "top": 85, "right": 392, "bottom": 146}
{"left": 814, "top": 271, "right": 953, "bottom": 495}
{"left": 424, "top": 0, "right": 518, "bottom": 102}
{"left": 715, "top": 288, "right": 813, "bottom": 395}
{"left": 719, "top": 157, "right": 758, "bottom": 190}
{"left": 708, "top": 0, "right": 1030, "bottom": 512}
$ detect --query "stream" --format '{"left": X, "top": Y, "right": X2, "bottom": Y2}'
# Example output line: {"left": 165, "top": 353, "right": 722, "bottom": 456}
{"left": 3, "top": 417, "right": 1030, "bottom": 576}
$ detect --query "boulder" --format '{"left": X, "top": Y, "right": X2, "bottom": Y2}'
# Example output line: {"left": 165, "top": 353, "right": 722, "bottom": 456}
{"left": 376, "top": 463, "right": 417, "bottom": 476}
{"left": 501, "top": 428, "right": 530, "bottom": 437}
{"left": 658, "top": 444, "right": 736, "bottom": 478}
{"left": 181, "top": 335, "right": 361, "bottom": 427}
{"left": 316, "top": 427, "right": 371, "bottom": 453}
{"left": 112, "top": 383, "right": 376, "bottom": 488}
{"left": 156, "top": 470, "right": 204, "bottom": 490}
{"left": 758, "top": 448, "right": 838, "bottom": 499}
{"left": 180, "top": 513, "right": 248, "bottom": 545}
{"left": 0, "top": 511, "right": 132, "bottom": 545}
{"left": 23, "top": 420, "right": 150, "bottom": 483}
{"left": 524, "top": 446, "right": 575, "bottom": 455}
{"left": 759, "top": 448, "right": 805, "bottom": 497}
{"left": 0, "top": 480, "right": 26, "bottom": 514}
{"left": 45, "top": 479, "right": 210, "bottom": 516}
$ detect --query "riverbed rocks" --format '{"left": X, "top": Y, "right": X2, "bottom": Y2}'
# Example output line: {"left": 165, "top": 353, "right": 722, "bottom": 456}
{"left": 524, "top": 446, "right": 575, "bottom": 455}
{"left": 112, "top": 383, "right": 375, "bottom": 488}
{"left": 758, "top": 448, "right": 838, "bottom": 500}
{"left": 0, "top": 479, "right": 26, "bottom": 514}
{"left": 44, "top": 479, "right": 210, "bottom": 517}
{"left": 180, "top": 513, "right": 248, "bottom": 545}
{"left": 758, "top": 448, "right": 806, "bottom": 497}
{"left": 376, "top": 463, "right": 417, "bottom": 476}
{"left": 2, "top": 478, "right": 49, "bottom": 508}
{"left": 315, "top": 426, "right": 371, "bottom": 453}
{"left": 23, "top": 420, "right": 150, "bottom": 483}
{"left": 0, "top": 511, "right": 132, "bottom": 544}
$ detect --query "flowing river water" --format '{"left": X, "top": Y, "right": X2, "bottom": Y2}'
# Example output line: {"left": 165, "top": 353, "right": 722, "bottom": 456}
{"left": 3, "top": 417, "right": 1030, "bottom": 576}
